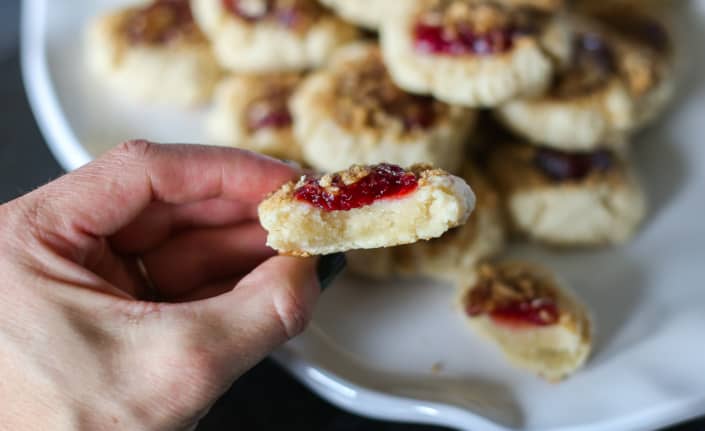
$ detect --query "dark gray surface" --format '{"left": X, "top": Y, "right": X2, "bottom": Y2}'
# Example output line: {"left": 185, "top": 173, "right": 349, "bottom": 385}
{"left": 3, "top": 2, "right": 705, "bottom": 430}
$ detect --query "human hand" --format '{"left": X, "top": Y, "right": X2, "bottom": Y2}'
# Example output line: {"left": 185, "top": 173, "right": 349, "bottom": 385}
{"left": 0, "top": 141, "right": 345, "bottom": 431}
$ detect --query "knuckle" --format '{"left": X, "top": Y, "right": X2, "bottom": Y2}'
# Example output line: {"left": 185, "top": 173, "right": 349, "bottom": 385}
{"left": 272, "top": 282, "right": 312, "bottom": 339}
{"left": 112, "top": 139, "right": 154, "bottom": 162}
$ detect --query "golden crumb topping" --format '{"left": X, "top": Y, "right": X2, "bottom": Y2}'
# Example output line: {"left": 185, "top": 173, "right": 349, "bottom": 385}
{"left": 123, "top": 0, "right": 204, "bottom": 45}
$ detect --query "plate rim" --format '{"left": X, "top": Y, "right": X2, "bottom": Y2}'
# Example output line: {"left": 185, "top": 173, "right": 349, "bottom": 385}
{"left": 20, "top": 1, "right": 705, "bottom": 430}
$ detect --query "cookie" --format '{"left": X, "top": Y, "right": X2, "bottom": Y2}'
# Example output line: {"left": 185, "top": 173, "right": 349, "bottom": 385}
{"left": 292, "top": 43, "right": 476, "bottom": 174}
{"left": 574, "top": 1, "right": 677, "bottom": 128}
{"left": 86, "top": 0, "right": 220, "bottom": 106}
{"left": 207, "top": 73, "right": 304, "bottom": 162}
{"left": 347, "top": 165, "right": 505, "bottom": 281}
{"left": 380, "top": 0, "right": 571, "bottom": 107}
{"left": 258, "top": 163, "right": 475, "bottom": 256}
{"left": 459, "top": 261, "right": 592, "bottom": 381}
{"left": 486, "top": 141, "right": 646, "bottom": 246}
{"left": 317, "top": 0, "right": 392, "bottom": 30}
{"left": 191, "top": 0, "right": 359, "bottom": 72}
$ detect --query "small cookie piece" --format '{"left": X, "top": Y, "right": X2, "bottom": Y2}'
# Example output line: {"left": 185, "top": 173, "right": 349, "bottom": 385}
{"left": 191, "top": 0, "right": 359, "bottom": 72}
{"left": 207, "top": 73, "right": 304, "bottom": 162}
{"left": 347, "top": 166, "right": 505, "bottom": 281}
{"left": 292, "top": 43, "right": 475, "bottom": 173}
{"left": 459, "top": 261, "right": 592, "bottom": 381}
{"left": 317, "top": 0, "right": 392, "bottom": 30}
{"left": 496, "top": 27, "right": 635, "bottom": 151}
{"left": 574, "top": 2, "right": 676, "bottom": 128}
{"left": 258, "top": 163, "right": 475, "bottom": 256}
{"left": 380, "top": 0, "right": 571, "bottom": 107}
{"left": 487, "top": 141, "right": 646, "bottom": 246}
{"left": 86, "top": 0, "right": 220, "bottom": 106}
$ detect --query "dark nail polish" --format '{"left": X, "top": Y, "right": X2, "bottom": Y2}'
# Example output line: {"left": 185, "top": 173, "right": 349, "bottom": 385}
{"left": 316, "top": 253, "right": 347, "bottom": 291}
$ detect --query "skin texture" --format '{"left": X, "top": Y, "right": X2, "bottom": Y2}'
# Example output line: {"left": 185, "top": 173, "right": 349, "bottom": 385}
{"left": 0, "top": 141, "right": 320, "bottom": 431}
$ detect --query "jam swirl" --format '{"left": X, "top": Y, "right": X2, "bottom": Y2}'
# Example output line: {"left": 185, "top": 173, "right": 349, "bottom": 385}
{"left": 124, "top": 0, "right": 200, "bottom": 45}
{"left": 465, "top": 264, "right": 560, "bottom": 327}
{"left": 294, "top": 164, "right": 419, "bottom": 211}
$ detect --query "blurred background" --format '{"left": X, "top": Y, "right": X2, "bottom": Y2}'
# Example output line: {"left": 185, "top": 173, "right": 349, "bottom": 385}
{"left": 2, "top": 0, "right": 704, "bottom": 430}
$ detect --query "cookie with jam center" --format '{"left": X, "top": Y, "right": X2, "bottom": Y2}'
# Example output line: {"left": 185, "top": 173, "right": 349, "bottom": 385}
{"left": 292, "top": 43, "right": 476, "bottom": 174}
{"left": 458, "top": 261, "right": 592, "bottom": 381}
{"left": 486, "top": 140, "right": 646, "bottom": 246}
{"left": 347, "top": 165, "right": 506, "bottom": 282}
{"left": 258, "top": 163, "right": 475, "bottom": 256}
{"left": 380, "top": 0, "right": 572, "bottom": 108}
{"left": 207, "top": 72, "right": 304, "bottom": 162}
{"left": 86, "top": 0, "right": 220, "bottom": 106}
{"left": 191, "top": 0, "right": 359, "bottom": 72}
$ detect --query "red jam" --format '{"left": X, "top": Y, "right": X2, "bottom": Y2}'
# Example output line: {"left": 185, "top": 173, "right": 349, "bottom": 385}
{"left": 248, "top": 109, "right": 292, "bottom": 131}
{"left": 486, "top": 300, "right": 559, "bottom": 327}
{"left": 535, "top": 148, "right": 613, "bottom": 182}
{"left": 294, "top": 164, "right": 419, "bottom": 211}
{"left": 125, "top": 0, "right": 197, "bottom": 45}
{"left": 414, "top": 22, "right": 516, "bottom": 56}
{"left": 246, "top": 84, "right": 296, "bottom": 132}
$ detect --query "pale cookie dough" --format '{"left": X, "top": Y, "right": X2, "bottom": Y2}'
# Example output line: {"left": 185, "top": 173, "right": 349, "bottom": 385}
{"left": 487, "top": 141, "right": 646, "bottom": 246}
{"left": 459, "top": 261, "right": 592, "bottom": 381}
{"left": 380, "top": 0, "right": 571, "bottom": 107}
{"left": 347, "top": 166, "right": 506, "bottom": 281}
{"left": 86, "top": 0, "right": 221, "bottom": 106}
{"left": 292, "top": 43, "right": 476, "bottom": 174}
{"left": 317, "top": 0, "right": 393, "bottom": 29}
{"left": 258, "top": 163, "right": 475, "bottom": 256}
{"left": 207, "top": 73, "right": 304, "bottom": 162}
{"left": 191, "top": 0, "right": 358, "bottom": 72}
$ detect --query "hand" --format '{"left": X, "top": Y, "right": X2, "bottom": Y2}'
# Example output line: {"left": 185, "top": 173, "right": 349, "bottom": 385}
{"left": 0, "top": 141, "right": 345, "bottom": 431}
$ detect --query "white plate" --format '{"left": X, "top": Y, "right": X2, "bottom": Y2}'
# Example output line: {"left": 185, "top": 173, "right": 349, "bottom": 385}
{"left": 21, "top": 1, "right": 705, "bottom": 430}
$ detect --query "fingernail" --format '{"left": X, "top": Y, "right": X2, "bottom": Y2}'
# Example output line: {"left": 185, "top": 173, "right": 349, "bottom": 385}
{"left": 316, "top": 253, "right": 346, "bottom": 291}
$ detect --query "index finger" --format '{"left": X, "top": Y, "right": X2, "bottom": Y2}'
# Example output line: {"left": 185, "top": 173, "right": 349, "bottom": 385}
{"left": 28, "top": 141, "right": 299, "bottom": 240}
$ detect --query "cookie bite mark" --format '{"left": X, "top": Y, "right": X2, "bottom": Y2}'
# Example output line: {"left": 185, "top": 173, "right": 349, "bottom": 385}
{"left": 258, "top": 163, "right": 475, "bottom": 256}
{"left": 458, "top": 261, "right": 592, "bottom": 381}
{"left": 464, "top": 263, "right": 560, "bottom": 327}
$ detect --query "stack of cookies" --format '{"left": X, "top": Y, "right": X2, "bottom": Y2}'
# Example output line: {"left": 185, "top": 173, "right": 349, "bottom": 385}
{"left": 86, "top": 0, "right": 678, "bottom": 381}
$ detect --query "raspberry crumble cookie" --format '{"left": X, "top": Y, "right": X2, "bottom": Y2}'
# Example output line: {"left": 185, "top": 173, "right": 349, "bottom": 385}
{"left": 258, "top": 163, "right": 475, "bottom": 256}
{"left": 380, "top": 0, "right": 571, "bottom": 107}
{"left": 487, "top": 140, "right": 646, "bottom": 246}
{"left": 347, "top": 165, "right": 505, "bottom": 281}
{"left": 86, "top": 0, "right": 220, "bottom": 106}
{"left": 208, "top": 73, "right": 304, "bottom": 162}
{"left": 459, "top": 261, "right": 592, "bottom": 381}
{"left": 292, "top": 43, "right": 475, "bottom": 173}
{"left": 191, "top": 0, "right": 358, "bottom": 72}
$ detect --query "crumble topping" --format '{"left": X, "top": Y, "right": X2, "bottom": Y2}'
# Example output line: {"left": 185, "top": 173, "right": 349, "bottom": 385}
{"left": 124, "top": 0, "right": 204, "bottom": 45}
{"left": 550, "top": 33, "right": 617, "bottom": 98}
{"left": 245, "top": 74, "right": 302, "bottom": 133}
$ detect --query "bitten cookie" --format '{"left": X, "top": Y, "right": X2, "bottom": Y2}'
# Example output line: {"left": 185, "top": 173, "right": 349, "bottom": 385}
{"left": 495, "top": 26, "right": 635, "bottom": 151}
{"left": 574, "top": 1, "right": 677, "bottom": 128}
{"left": 86, "top": 0, "right": 220, "bottom": 106}
{"left": 191, "top": 0, "right": 358, "bottom": 72}
{"left": 380, "top": 0, "right": 571, "bottom": 107}
{"left": 258, "top": 163, "right": 475, "bottom": 256}
{"left": 347, "top": 165, "right": 506, "bottom": 281}
{"left": 292, "top": 43, "right": 476, "bottom": 173}
{"left": 486, "top": 141, "right": 646, "bottom": 246}
{"left": 317, "top": 0, "right": 392, "bottom": 30}
{"left": 207, "top": 73, "right": 304, "bottom": 162}
{"left": 459, "top": 261, "right": 592, "bottom": 381}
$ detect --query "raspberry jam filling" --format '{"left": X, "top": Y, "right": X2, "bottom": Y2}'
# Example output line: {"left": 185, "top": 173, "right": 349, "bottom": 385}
{"left": 246, "top": 83, "right": 296, "bottom": 132}
{"left": 222, "top": 0, "right": 321, "bottom": 29}
{"left": 414, "top": 23, "right": 517, "bottom": 56}
{"left": 465, "top": 265, "right": 560, "bottom": 327}
{"left": 125, "top": 0, "right": 198, "bottom": 45}
{"left": 535, "top": 148, "right": 613, "bottom": 182}
{"left": 294, "top": 164, "right": 419, "bottom": 211}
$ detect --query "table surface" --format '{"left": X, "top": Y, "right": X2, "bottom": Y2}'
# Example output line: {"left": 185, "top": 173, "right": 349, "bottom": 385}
{"left": 2, "top": 11, "right": 704, "bottom": 431}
